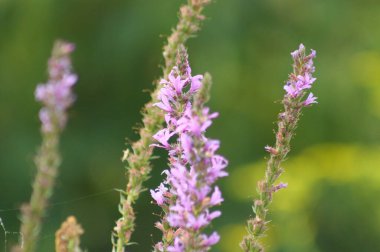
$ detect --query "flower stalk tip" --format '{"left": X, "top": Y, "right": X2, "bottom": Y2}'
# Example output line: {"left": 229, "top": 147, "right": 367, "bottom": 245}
{"left": 241, "top": 44, "right": 318, "bottom": 252}
{"left": 55, "top": 216, "right": 84, "bottom": 252}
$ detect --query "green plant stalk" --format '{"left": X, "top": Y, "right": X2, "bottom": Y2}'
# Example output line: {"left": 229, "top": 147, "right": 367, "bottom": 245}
{"left": 17, "top": 40, "right": 76, "bottom": 252}
{"left": 112, "top": 1, "right": 211, "bottom": 251}
{"left": 240, "top": 97, "right": 304, "bottom": 252}
{"left": 20, "top": 131, "right": 60, "bottom": 252}
{"left": 240, "top": 46, "right": 317, "bottom": 252}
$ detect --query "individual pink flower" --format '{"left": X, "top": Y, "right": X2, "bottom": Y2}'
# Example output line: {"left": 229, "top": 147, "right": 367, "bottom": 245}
{"left": 150, "top": 183, "right": 168, "bottom": 206}
{"left": 304, "top": 92, "right": 318, "bottom": 106}
{"left": 152, "top": 128, "right": 175, "bottom": 149}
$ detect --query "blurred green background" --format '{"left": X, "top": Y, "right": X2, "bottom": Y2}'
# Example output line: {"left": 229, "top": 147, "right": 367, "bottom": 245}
{"left": 1, "top": 0, "right": 380, "bottom": 251}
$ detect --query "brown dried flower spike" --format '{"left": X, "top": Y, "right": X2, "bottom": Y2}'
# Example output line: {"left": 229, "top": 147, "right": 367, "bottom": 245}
{"left": 55, "top": 216, "right": 84, "bottom": 252}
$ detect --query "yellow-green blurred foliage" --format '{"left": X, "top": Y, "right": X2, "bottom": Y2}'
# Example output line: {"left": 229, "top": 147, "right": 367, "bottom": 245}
{"left": 350, "top": 51, "right": 380, "bottom": 117}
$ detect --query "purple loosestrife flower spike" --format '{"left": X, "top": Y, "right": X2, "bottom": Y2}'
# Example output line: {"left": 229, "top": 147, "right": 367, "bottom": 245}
{"left": 112, "top": 1, "right": 212, "bottom": 251}
{"left": 18, "top": 40, "right": 77, "bottom": 252}
{"left": 151, "top": 48, "right": 228, "bottom": 252}
{"left": 35, "top": 43, "right": 77, "bottom": 133}
{"left": 240, "top": 44, "right": 318, "bottom": 252}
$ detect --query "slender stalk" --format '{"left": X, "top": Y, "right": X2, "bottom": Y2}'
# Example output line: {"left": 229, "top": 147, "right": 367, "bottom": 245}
{"left": 17, "top": 41, "right": 77, "bottom": 252}
{"left": 112, "top": 1, "right": 211, "bottom": 251}
{"left": 240, "top": 44, "right": 318, "bottom": 252}
{"left": 20, "top": 131, "right": 60, "bottom": 252}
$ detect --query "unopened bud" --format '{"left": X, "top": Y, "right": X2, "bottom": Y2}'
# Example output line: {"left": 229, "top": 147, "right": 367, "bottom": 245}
{"left": 265, "top": 145, "right": 278, "bottom": 155}
{"left": 272, "top": 182, "right": 288, "bottom": 192}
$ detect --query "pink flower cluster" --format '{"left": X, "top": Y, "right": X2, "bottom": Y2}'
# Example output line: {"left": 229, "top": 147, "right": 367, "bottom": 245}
{"left": 35, "top": 41, "right": 77, "bottom": 133}
{"left": 150, "top": 64, "right": 228, "bottom": 251}
{"left": 284, "top": 44, "right": 317, "bottom": 106}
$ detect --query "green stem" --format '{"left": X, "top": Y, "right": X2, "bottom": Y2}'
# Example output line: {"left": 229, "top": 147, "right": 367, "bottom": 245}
{"left": 20, "top": 131, "right": 60, "bottom": 252}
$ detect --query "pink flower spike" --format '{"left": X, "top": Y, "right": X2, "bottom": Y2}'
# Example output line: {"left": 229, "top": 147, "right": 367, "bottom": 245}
{"left": 151, "top": 52, "right": 227, "bottom": 251}
{"left": 35, "top": 40, "right": 77, "bottom": 133}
